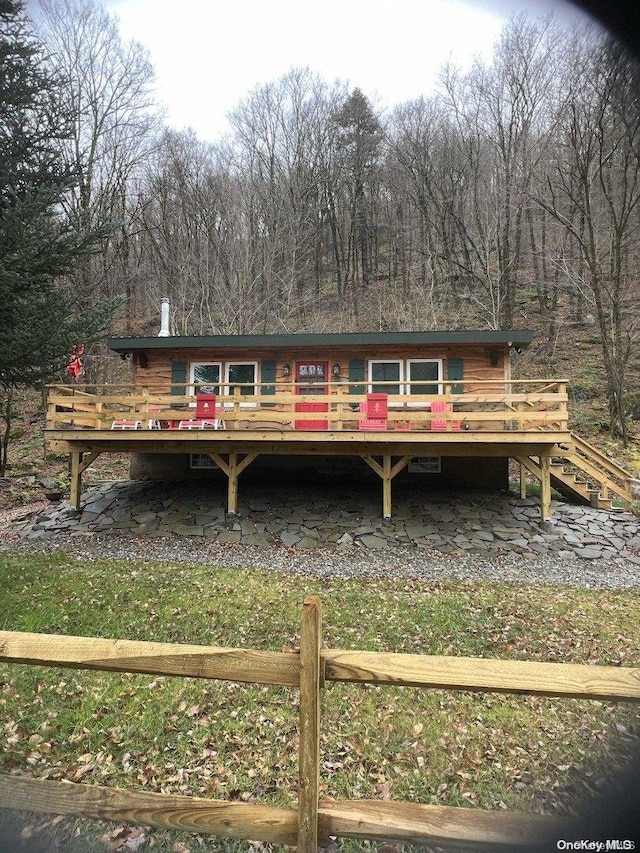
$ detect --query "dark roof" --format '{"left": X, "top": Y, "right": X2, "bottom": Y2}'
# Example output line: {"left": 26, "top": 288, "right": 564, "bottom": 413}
{"left": 108, "top": 330, "right": 532, "bottom": 352}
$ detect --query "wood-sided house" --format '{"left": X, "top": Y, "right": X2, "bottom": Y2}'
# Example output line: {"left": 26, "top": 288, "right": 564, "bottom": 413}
{"left": 45, "top": 326, "right": 632, "bottom": 519}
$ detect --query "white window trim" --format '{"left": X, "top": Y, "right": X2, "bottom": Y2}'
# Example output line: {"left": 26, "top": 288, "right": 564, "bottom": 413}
{"left": 367, "top": 359, "right": 404, "bottom": 402}
{"left": 406, "top": 358, "right": 443, "bottom": 406}
{"left": 224, "top": 361, "right": 258, "bottom": 408}
{"left": 189, "top": 362, "right": 222, "bottom": 403}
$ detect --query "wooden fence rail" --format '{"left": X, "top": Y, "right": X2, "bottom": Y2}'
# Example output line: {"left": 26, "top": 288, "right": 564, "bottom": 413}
{"left": 1, "top": 598, "right": 639, "bottom": 850}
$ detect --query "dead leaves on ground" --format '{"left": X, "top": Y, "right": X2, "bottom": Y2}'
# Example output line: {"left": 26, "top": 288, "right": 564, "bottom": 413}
{"left": 101, "top": 825, "right": 146, "bottom": 852}
{"left": 1, "top": 566, "right": 638, "bottom": 846}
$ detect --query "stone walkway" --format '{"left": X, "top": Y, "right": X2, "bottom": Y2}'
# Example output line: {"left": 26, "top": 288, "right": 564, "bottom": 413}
{"left": 8, "top": 479, "right": 640, "bottom": 564}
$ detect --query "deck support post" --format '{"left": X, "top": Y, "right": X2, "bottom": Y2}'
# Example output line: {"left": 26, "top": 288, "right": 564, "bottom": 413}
{"left": 228, "top": 453, "right": 239, "bottom": 514}
{"left": 539, "top": 456, "right": 551, "bottom": 520}
{"left": 69, "top": 452, "right": 81, "bottom": 509}
{"left": 515, "top": 455, "right": 552, "bottom": 520}
{"left": 209, "top": 453, "right": 259, "bottom": 515}
{"left": 69, "top": 451, "right": 103, "bottom": 510}
{"left": 361, "top": 454, "right": 413, "bottom": 519}
{"left": 382, "top": 455, "right": 392, "bottom": 519}
{"left": 519, "top": 461, "right": 527, "bottom": 499}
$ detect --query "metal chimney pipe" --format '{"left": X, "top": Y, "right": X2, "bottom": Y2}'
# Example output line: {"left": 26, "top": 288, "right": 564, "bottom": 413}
{"left": 158, "top": 298, "right": 170, "bottom": 337}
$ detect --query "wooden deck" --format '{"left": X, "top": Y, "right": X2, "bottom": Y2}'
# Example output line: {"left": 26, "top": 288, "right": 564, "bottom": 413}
{"left": 45, "top": 380, "right": 573, "bottom": 519}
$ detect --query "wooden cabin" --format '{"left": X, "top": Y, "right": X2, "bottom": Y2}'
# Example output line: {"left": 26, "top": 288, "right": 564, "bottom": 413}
{"left": 110, "top": 328, "right": 533, "bottom": 484}
{"left": 44, "top": 329, "right": 632, "bottom": 519}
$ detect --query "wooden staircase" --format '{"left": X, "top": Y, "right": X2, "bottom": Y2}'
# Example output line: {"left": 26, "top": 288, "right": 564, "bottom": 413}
{"left": 549, "top": 433, "right": 633, "bottom": 510}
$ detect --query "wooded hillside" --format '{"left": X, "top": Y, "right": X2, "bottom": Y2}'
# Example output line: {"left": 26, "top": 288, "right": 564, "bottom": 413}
{"left": 7, "top": 2, "right": 640, "bottom": 442}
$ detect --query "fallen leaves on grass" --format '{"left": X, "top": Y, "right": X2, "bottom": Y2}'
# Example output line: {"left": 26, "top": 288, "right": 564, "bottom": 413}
{"left": 1, "top": 559, "right": 638, "bottom": 828}
{"left": 102, "top": 825, "right": 147, "bottom": 851}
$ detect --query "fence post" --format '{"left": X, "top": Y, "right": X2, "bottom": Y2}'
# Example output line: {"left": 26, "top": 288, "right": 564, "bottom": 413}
{"left": 298, "top": 596, "right": 323, "bottom": 851}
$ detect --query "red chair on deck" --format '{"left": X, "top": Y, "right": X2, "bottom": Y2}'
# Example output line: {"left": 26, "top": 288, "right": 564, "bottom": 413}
{"left": 178, "top": 393, "right": 225, "bottom": 430}
{"left": 428, "top": 400, "right": 460, "bottom": 431}
{"left": 429, "top": 400, "right": 447, "bottom": 431}
{"left": 359, "top": 393, "right": 388, "bottom": 430}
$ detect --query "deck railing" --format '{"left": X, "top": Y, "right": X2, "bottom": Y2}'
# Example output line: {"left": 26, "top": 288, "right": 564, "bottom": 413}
{"left": 46, "top": 380, "right": 569, "bottom": 433}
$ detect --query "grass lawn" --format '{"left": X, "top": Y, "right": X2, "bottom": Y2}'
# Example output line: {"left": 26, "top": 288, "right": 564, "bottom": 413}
{"left": 0, "top": 552, "right": 638, "bottom": 851}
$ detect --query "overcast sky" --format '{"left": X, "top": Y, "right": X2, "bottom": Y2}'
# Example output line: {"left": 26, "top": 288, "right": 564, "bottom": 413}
{"left": 102, "top": 0, "right": 595, "bottom": 143}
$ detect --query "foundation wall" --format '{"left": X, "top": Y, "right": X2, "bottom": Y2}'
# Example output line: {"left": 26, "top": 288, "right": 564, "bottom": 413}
{"left": 130, "top": 453, "right": 509, "bottom": 491}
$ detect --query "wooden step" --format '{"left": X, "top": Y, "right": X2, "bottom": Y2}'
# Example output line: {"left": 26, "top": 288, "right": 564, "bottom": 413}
{"left": 545, "top": 435, "right": 632, "bottom": 508}
{"left": 590, "top": 496, "right": 624, "bottom": 511}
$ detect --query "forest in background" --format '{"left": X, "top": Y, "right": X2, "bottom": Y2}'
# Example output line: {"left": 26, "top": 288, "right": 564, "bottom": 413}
{"left": 4, "top": 0, "right": 640, "bottom": 442}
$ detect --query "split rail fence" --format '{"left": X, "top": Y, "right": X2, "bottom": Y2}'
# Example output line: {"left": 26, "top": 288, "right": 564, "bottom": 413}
{"left": 1, "top": 597, "right": 639, "bottom": 850}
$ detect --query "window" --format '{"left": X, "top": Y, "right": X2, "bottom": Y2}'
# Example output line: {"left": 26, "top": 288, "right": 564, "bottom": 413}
{"left": 367, "top": 359, "right": 442, "bottom": 401}
{"left": 189, "top": 453, "right": 217, "bottom": 470}
{"left": 296, "top": 362, "right": 328, "bottom": 395}
{"left": 190, "top": 362, "right": 257, "bottom": 406}
{"left": 368, "top": 360, "right": 403, "bottom": 395}
{"left": 190, "top": 362, "right": 221, "bottom": 395}
{"left": 407, "top": 359, "right": 442, "bottom": 397}
{"left": 409, "top": 456, "right": 441, "bottom": 474}
{"left": 225, "top": 362, "right": 257, "bottom": 404}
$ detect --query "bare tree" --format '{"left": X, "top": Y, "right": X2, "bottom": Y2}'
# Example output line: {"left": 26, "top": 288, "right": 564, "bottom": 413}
{"left": 228, "top": 68, "right": 350, "bottom": 329}
{"left": 438, "top": 16, "right": 563, "bottom": 328}
{"left": 138, "top": 130, "right": 272, "bottom": 335}
{"left": 32, "top": 0, "right": 161, "bottom": 339}
{"left": 387, "top": 96, "right": 474, "bottom": 326}
{"left": 537, "top": 34, "right": 640, "bottom": 441}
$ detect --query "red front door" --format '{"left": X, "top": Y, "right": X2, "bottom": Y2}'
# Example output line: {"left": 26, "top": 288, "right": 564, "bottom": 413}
{"left": 294, "top": 361, "right": 329, "bottom": 430}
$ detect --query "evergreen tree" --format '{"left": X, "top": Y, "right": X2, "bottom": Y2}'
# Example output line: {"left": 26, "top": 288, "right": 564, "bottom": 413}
{"left": 0, "top": 0, "right": 115, "bottom": 473}
{"left": 333, "top": 89, "right": 382, "bottom": 305}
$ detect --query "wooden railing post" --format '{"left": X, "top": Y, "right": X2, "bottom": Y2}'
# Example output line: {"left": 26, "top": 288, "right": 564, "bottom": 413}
{"left": 335, "top": 383, "right": 344, "bottom": 431}
{"left": 298, "top": 596, "right": 323, "bottom": 851}
{"left": 444, "top": 380, "right": 452, "bottom": 428}
{"left": 47, "top": 386, "right": 56, "bottom": 429}
{"left": 232, "top": 386, "right": 241, "bottom": 429}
